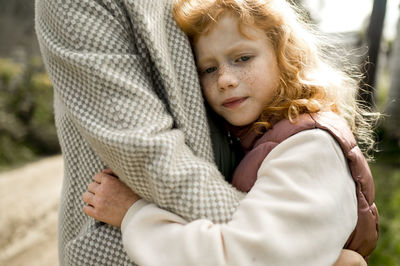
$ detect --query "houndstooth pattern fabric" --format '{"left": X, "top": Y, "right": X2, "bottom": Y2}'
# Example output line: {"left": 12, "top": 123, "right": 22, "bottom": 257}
{"left": 35, "top": 0, "right": 245, "bottom": 265}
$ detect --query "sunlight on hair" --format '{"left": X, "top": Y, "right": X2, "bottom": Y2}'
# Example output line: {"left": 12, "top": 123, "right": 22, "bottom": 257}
{"left": 172, "top": 0, "right": 380, "bottom": 160}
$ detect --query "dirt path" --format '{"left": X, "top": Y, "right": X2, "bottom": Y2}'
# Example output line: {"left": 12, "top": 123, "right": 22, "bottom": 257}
{"left": 0, "top": 155, "right": 63, "bottom": 266}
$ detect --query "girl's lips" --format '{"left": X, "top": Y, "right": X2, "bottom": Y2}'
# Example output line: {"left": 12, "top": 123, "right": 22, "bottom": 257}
{"left": 222, "top": 97, "right": 248, "bottom": 108}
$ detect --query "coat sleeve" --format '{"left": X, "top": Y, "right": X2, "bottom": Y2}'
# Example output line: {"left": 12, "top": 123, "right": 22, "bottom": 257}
{"left": 35, "top": 0, "right": 244, "bottom": 223}
{"left": 121, "top": 129, "right": 358, "bottom": 266}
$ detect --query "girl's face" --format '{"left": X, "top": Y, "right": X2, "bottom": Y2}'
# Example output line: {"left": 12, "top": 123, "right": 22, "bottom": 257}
{"left": 194, "top": 14, "right": 280, "bottom": 126}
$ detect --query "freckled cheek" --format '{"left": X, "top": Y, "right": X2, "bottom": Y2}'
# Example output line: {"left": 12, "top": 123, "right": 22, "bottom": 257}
{"left": 244, "top": 74, "right": 256, "bottom": 87}
{"left": 201, "top": 79, "right": 212, "bottom": 94}
{"left": 241, "top": 61, "right": 267, "bottom": 86}
{"left": 201, "top": 85, "right": 218, "bottom": 106}
{"left": 200, "top": 75, "right": 216, "bottom": 89}
{"left": 242, "top": 68, "right": 260, "bottom": 88}
{"left": 246, "top": 64, "right": 279, "bottom": 90}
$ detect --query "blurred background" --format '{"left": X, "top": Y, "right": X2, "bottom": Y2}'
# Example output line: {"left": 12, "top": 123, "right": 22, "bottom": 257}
{"left": 0, "top": 0, "right": 399, "bottom": 265}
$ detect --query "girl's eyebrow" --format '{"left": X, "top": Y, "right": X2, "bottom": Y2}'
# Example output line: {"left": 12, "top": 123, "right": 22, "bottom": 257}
{"left": 226, "top": 41, "right": 255, "bottom": 53}
{"left": 226, "top": 41, "right": 258, "bottom": 54}
{"left": 197, "top": 41, "right": 257, "bottom": 66}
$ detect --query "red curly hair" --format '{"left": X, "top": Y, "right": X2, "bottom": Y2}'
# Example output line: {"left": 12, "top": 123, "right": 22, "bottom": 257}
{"left": 173, "top": 0, "right": 379, "bottom": 159}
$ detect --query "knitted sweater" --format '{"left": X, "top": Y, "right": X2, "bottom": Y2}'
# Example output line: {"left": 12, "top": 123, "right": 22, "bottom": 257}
{"left": 35, "top": 0, "right": 244, "bottom": 265}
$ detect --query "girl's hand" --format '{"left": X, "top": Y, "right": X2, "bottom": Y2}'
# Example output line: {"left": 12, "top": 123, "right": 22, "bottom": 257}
{"left": 82, "top": 169, "right": 141, "bottom": 227}
{"left": 333, "top": 249, "right": 367, "bottom": 266}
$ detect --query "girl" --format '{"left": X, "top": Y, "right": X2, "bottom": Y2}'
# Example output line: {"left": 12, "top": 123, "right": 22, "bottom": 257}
{"left": 82, "top": 0, "right": 379, "bottom": 265}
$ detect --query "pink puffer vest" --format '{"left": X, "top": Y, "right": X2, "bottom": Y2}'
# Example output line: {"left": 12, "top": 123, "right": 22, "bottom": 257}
{"left": 231, "top": 112, "right": 379, "bottom": 259}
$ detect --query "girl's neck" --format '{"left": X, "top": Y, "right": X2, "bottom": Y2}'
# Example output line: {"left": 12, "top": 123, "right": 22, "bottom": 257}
{"left": 226, "top": 115, "right": 286, "bottom": 153}
{"left": 226, "top": 122, "right": 263, "bottom": 154}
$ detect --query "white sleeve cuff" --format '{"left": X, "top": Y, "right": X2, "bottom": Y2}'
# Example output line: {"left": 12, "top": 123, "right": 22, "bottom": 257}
{"left": 121, "top": 199, "right": 150, "bottom": 233}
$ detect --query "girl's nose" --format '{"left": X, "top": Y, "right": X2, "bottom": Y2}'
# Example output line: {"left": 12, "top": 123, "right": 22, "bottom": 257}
{"left": 217, "top": 66, "right": 239, "bottom": 91}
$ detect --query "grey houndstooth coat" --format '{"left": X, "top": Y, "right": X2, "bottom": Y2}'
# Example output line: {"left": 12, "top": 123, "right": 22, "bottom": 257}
{"left": 35, "top": 0, "right": 244, "bottom": 265}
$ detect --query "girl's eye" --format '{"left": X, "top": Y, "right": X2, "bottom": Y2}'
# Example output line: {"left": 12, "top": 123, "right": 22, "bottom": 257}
{"left": 236, "top": 56, "right": 251, "bottom": 62}
{"left": 204, "top": 67, "right": 217, "bottom": 74}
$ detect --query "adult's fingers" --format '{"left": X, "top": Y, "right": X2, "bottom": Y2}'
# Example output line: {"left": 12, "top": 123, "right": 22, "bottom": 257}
{"left": 94, "top": 172, "right": 103, "bottom": 183}
{"left": 82, "top": 204, "right": 96, "bottom": 218}
{"left": 102, "top": 168, "right": 119, "bottom": 179}
{"left": 87, "top": 182, "right": 100, "bottom": 193}
{"left": 102, "top": 168, "right": 114, "bottom": 175}
{"left": 82, "top": 191, "right": 95, "bottom": 206}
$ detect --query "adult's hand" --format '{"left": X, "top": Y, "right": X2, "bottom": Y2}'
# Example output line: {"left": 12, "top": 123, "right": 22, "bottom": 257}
{"left": 82, "top": 169, "right": 141, "bottom": 227}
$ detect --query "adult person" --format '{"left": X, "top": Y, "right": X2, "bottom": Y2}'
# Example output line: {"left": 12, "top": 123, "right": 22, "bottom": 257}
{"left": 35, "top": 0, "right": 244, "bottom": 264}
{"left": 35, "top": 0, "right": 366, "bottom": 265}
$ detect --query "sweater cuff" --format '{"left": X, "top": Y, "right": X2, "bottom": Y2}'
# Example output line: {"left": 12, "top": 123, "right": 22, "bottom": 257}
{"left": 121, "top": 199, "right": 150, "bottom": 233}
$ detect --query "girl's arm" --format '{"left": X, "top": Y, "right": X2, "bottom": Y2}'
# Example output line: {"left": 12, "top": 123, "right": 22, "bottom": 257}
{"left": 84, "top": 129, "right": 358, "bottom": 266}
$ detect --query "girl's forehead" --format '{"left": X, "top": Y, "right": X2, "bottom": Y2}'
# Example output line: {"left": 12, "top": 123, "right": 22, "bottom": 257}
{"left": 195, "top": 13, "right": 266, "bottom": 43}
{"left": 194, "top": 14, "right": 274, "bottom": 62}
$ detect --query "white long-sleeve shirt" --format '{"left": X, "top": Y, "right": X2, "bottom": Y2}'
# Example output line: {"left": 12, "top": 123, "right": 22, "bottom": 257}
{"left": 121, "top": 129, "right": 358, "bottom": 266}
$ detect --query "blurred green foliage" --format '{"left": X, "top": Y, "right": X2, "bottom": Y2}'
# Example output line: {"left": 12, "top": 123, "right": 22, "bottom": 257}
{"left": 369, "top": 137, "right": 400, "bottom": 265}
{"left": 0, "top": 56, "right": 60, "bottom": 171}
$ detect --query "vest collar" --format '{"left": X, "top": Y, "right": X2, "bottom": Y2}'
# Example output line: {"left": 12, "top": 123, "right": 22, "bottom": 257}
{"left": 226, "top": 123, "right": 264, "bottom": 154}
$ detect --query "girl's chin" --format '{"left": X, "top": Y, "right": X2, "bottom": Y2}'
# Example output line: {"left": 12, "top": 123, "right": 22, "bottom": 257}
{"left": 230, "top": 122, "right": 252, "bottom": 127}
{"left": 219, "top": 110, "right": 259, "bottom": 127}
{"left": 226, "top": 118, "right": 257, "bottom": 127}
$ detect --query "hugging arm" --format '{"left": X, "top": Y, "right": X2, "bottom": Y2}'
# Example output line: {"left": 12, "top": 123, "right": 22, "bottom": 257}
{"left": 36, "top": 0, "right": 244, "bottom": 223}
{"left": 119, "top": 130, "right": 358, "bottom": 266}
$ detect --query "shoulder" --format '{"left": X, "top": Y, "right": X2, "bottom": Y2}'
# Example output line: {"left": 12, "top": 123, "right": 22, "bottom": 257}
{"left": 256, "top": 128, "right": 354, "bottom": 193}
{"left": 264, "top": 128, "right": 344, "bottom": 162}
{"left": 287, "top": 128, "right": 338, "bottom": 145}
{"left": 256, "top": 128, "right": 356, "bottom": 213}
